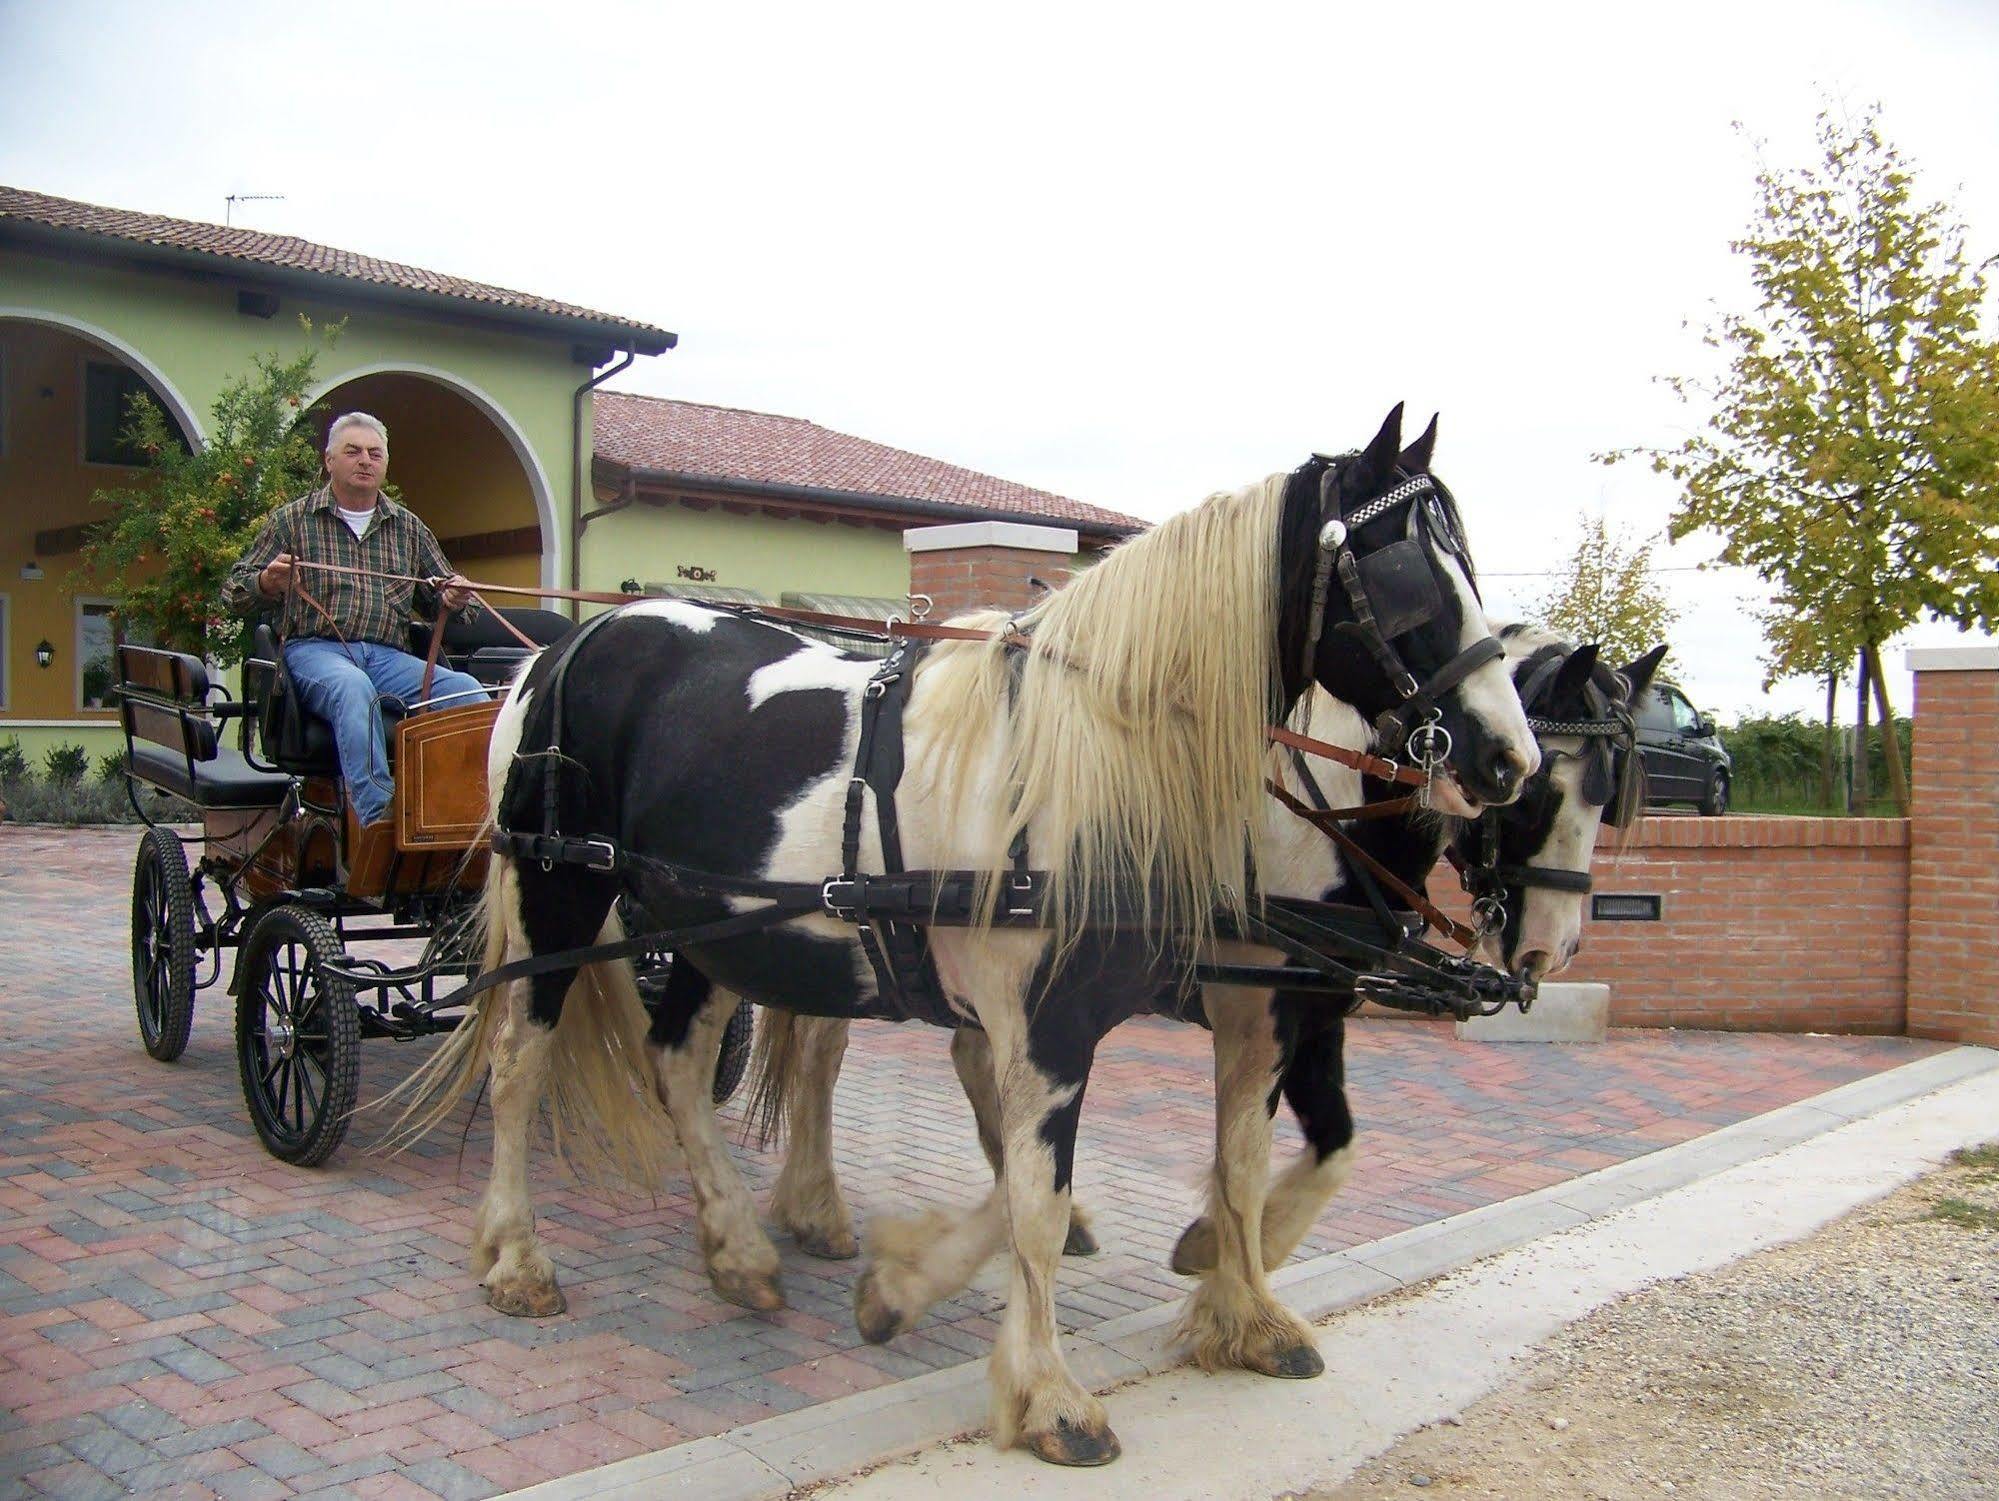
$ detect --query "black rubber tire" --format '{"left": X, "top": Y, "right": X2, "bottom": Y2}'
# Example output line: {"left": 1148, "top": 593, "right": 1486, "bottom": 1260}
{"left": 712, "top": 998, "right": 755, "bottom": 1106}
{"left": 1700, "top": 771, "right": 1729, "bottom": 818}
{"left": 236, "top": 905, "right": 360, "bottom": 1166}
{"left": 132, "top": 827, "right": 197, "bottom": 1062}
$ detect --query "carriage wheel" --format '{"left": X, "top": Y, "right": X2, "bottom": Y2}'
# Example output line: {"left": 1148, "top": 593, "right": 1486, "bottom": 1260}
{"left": 132, "top": 827, "right": 197, "bottom": 1062}
{"left": 711, "top": 997, "right": 755, "bottom": 1106}
{"left": 236, "top": 906, "right": 360, "bottom": 1166}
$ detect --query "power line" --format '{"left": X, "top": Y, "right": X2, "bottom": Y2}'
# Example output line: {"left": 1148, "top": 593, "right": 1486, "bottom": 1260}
{"left": 1480, "top": 563, "right": 1753, "bottom": 579}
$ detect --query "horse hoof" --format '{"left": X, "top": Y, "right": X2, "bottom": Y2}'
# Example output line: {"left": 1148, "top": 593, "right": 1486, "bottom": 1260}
{"left": 1169, "top": 1219, "right": 1217, "bottom": 1276}
{"left": 486, "top": 1281, "right": 566, "bottom": 1319}
{"left": 1062, "top": 1220, "right": 1100, "bottom": 1258}
{"left": 795, "top": 1228, "right": 861, "bottom": 1261}
{"left": 854, "top": 1269, "right": 908, "bottom": 1345}
{"left": 1251, "top": 1341, "right": 1325, "bottom": 1380}
{"left": 710, "top": 1269, "right": 786, "bottom": 1312}
{"left": 1026, "top": 1417, "right": 1121, "bottom": 1467}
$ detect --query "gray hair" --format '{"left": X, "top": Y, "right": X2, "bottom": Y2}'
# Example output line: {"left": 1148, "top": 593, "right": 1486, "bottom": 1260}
{"left": 326, "top": 411, "right": 389, "bottom": 453}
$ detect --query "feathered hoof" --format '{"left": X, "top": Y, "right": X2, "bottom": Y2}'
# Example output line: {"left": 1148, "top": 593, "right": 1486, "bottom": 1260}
{"left": 710, "top": 1268, "right": 786, "bottom": 1312}
{"left": 1026, "top": 1416, "right": 1122, "bottom": 1467}
{"left": 1248, "top": 1341, "right": 1325, "bottom": 1380}
{"left": 1062, "top": 1219, "right": 1100, "bottom": 1258}
{"left": 793, "top": 1227, "right": 861, "bottom": 1261}
{"left": 486, "top": 1279, "right": 566, "bottom": 1319}
{"left": 853, "top": 1268, "right": 909, "bottom": 1344}
{"left": 1169, "top": 1218, "right": 1217, "bottom": 1276}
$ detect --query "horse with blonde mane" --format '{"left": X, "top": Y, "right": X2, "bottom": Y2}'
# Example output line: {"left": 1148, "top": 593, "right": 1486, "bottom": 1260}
{"left": 396, "top": 406, "right": 1537, "bottom": 1466}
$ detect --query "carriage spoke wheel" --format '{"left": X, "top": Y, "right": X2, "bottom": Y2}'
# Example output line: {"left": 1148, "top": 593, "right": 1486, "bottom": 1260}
{"left": 712, "top": 998, "right": 755, "bottom": 1106}
{"left": 236, "top": 906, "right": 359, "bottom": 1166}
{"left": 132, "top": 827, "right": 197, "bottom": 1062}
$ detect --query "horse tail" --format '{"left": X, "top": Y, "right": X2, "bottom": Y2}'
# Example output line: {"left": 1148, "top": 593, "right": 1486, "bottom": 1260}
{"left": 378, "top": 846, "right": 679, "bottom": 1186}
{"left": 743, "top": 1006, "right": 800, "bottom": 1149}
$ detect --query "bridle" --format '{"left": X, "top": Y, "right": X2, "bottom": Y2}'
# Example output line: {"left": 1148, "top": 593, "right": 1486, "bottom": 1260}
{"left": 1298, "top": 457, "right": 1505, "bottom": 777}
{"left": 1453, "top": 654, "right": 1638, "bottom": 938}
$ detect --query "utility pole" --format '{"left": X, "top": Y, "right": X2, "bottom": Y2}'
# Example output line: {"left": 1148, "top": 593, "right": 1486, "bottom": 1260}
{"left": 224, "top": 193, "right": 286, "bottom": 227}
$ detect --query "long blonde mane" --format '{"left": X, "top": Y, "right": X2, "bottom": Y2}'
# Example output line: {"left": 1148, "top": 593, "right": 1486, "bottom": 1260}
{"left": 918, "top": 472, "right": 1290, "bottom": 958}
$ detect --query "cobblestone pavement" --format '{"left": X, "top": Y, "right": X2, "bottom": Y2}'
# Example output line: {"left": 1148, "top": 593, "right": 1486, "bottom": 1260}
{"left": 0, "top": 826, "right": 1947, "bottom": 1499}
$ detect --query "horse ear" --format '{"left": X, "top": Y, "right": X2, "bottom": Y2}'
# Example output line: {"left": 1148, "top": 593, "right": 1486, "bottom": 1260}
{"left": 1397, "top": 414, "right": 1439, "bottom": 473}
{"left": 1617, "top": 644, "right": 1669, "bottom": 702}
{"left": 1344, "top": 403, "right": 1405, "bottom": 499}
{"left": 1550, "top": 642, "right": 1600, "bottom": 706}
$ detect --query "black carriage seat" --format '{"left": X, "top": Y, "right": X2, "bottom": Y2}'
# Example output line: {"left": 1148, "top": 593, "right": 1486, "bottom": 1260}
{"left": 247, "top": 623, "right": 343, "bottom": 776}
{"left": 406, "top": 606, "right": 574, "bottom": 689}
{"left": 118, "top": 645, "right": 293, "bottom": 809}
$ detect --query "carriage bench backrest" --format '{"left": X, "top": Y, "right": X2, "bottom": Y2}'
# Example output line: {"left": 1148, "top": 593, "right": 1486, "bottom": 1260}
{"left": 117, "top": 645, "right": 220, "bottom": 772}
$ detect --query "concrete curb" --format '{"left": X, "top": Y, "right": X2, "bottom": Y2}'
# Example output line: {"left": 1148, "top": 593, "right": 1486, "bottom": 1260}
{"left": 501, "top": 1045, "right": 1999, "bottom": 1501}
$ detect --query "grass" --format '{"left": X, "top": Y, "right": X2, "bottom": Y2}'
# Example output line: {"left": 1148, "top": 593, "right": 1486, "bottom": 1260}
{"left": 1948, "top": 1142, "right": 1999, "bottom": 1184}
{"left": 1925, "top": 1197, "right": 1999, "bottom": 1232}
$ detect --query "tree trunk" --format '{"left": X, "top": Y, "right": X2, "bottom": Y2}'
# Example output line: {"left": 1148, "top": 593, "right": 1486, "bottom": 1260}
{"left": 1851, "top": 652, "right": 1870, "bottom": 813}
{"left": 1820, "top": 668, "right": 1839, "bottom": 809}
{"left": 1863, "top": 641, "right": 1911, "bottom": 816}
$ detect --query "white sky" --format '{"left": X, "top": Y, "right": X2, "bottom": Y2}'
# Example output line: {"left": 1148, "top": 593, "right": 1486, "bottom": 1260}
{"left": 4, "top": 0, "right": 1996, "bottom": 720}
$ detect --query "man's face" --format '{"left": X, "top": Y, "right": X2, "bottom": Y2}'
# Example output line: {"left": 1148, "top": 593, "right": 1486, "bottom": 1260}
{"left": 326, "top": 425, "right": 388, "bottom": 498}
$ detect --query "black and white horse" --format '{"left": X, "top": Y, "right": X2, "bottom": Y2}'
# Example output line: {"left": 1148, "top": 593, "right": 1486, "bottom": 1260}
{"left": 401, "top": 407, "right": 1537, "bottom": 1465}
{"left": 752, "top": 626, "right": 1663, "bottom": 1354}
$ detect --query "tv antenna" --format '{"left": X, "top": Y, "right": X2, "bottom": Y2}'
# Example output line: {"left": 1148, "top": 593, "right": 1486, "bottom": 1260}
{"left": 224, "top": 193, "right": 286, "bottom": 227}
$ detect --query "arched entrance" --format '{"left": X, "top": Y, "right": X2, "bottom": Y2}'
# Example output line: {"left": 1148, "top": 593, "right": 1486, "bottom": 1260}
{"left": 309, "top": 369, "right": 552, "bottom": 594}
{"left": 0, "top": 314, "right": 201, "bottom": 729}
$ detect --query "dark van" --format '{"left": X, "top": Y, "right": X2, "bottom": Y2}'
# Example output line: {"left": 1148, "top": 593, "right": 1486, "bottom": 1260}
{"left": 1635, "top": 682, "right": 1732, "bottom": 815}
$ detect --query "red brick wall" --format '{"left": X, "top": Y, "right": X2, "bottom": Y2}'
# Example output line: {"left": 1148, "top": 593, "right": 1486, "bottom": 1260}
{"left": 1418, "top": 816, "right": 1911, "bottom": 1034}
{"left": 908, "top": 545, "right": 1067, "bottom": 620}
{"left": 1907, "top": 666, "right": 1999, "bottom": 1047}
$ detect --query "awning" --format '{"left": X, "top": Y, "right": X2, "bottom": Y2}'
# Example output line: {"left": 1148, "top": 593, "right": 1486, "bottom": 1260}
{"left": 643, "top": 583, "right": 772, "bottom": 606}
{"left": 780, "top": 592, "right": 908, "bottom": 657}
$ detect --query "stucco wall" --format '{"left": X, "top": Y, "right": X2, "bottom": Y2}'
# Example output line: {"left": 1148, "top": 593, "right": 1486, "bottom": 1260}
{"left": 582, "top": 502, "right": 916, "bottom": 606}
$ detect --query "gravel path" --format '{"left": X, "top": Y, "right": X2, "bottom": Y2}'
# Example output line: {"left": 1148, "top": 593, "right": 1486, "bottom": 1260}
{"left": 1307, "top": 1143, "right": 1999, "bottom": 1501}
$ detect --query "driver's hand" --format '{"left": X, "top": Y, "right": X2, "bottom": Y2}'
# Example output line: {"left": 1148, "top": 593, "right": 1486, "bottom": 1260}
{"left": 438, "top": 574, "right": 473, "bottom": 613}
{"left": 258, "top": 553, "right": 296, "bottom": 600}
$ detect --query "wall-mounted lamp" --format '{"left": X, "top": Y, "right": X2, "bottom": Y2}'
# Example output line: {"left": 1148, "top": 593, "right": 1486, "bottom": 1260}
{"left": 35, "top": 640, "right": 55, "bottom": 669}
{"left": 20, "top": 561, "right": 43, "bottom": 582}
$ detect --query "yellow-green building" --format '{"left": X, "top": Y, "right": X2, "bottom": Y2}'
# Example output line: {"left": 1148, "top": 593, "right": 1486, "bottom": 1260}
{"left": 0, "top": 184, "right": 1139, "bottom": 761}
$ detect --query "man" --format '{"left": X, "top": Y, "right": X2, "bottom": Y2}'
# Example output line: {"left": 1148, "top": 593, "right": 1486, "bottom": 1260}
{"left": 224, "top": 411, "right": 488, "bottom": 827}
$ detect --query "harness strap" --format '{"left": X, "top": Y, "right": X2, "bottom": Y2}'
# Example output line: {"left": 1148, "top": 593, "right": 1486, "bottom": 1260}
{"left": 1268, "top": 725, "right": 1427, "bottom": 788}
{"left": 1265, "top": 780, "right": 1480, "bottom": 949}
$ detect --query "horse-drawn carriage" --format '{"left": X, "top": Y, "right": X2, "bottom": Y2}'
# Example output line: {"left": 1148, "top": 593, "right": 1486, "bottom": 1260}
{"left": 117, "top": 609, "right": 753, "bottom": 1166}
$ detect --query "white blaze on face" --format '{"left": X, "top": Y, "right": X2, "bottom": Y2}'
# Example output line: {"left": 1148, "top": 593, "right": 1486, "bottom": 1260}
{"left": 1511, "top": 738, "right": 1603, "bottom": 980}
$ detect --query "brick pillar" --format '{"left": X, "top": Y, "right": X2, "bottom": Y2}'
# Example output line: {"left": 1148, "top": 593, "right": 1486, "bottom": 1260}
{"left": 904, "top": 520, "right": 1078, "bottom": 620}
{"left": 1905, "top": 647, "right": 1999, "bottom": 1046}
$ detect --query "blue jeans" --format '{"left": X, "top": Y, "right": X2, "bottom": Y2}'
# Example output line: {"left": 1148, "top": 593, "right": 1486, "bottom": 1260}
{"left": 283, "top": 638, "right": 488, "bottom": 825}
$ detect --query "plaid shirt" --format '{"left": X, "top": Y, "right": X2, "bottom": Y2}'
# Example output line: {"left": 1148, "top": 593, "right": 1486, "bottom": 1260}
{"left": 223, "top": 488, "right": 480, "bottom": 646}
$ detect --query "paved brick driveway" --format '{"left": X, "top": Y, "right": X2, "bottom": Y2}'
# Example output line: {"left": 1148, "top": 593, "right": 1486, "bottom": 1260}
{"left": 0, "top": 826, "right": 1946, "bottom": 1499}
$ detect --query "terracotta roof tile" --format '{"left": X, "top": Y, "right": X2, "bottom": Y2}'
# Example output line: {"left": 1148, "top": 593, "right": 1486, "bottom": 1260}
{"left": 0, "top": 183, "right": 671, "bottom": 349}
{"left": 593, "top": 390, "right": 1143, "bottom": 534}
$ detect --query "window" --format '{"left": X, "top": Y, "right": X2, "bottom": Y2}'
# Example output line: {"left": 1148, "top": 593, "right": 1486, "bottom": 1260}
{"left": 83, "top": 361, "right": 186, "bottom": 467}
{"left": 1669, "top": 691, "right": 1702, "bottom": 735}
{"left": 1636, "top": 685, "right": 1676, "bottom": 734}
{"left": 77, "top": 600, "right": 118, "bottom": 710}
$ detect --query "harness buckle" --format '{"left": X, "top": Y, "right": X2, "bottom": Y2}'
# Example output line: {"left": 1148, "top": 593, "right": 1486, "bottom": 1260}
{"left": 822, "top": 878, "right": 858, "bottom": 922}
{"left": 577, "top": 839, "right": 619, "bottom": 871}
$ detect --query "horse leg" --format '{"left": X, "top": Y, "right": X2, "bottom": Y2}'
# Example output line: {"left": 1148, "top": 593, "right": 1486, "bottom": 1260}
{"left": 984, "top": 990, "right": 1118, "bottom": 1464}
{"left": 951, "top": 1025, "right": 1097, "bottom": 1257}
{"left": 1176, "top": 986, "right": 1322, "bottom": 1379}
{"left": 646, "top": 958, "right": 784, "bottom": 1311}
{"left": 1172, "top": 1008, "right": 1353, "bottom": 1275}
{"left": 770, "top": 1015, "right": 861, "bottom": 1260}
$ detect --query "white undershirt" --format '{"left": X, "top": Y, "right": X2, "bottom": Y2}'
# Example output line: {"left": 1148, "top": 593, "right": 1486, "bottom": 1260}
{"left": 335, "top": 505, "right": 375, "bottom": 539}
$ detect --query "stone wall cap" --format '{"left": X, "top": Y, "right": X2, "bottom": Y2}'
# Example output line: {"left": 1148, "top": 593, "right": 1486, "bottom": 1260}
{"left": 1906, "top": 646, "right": 1999, "bottom": 672}
{"left": 904, "top": 520, "right": 1079, "bottom": 554}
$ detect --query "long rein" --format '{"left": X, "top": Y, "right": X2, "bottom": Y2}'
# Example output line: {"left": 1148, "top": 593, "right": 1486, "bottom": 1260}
{"left": 282, "top": 559, "right": 1482, "bottom": 952}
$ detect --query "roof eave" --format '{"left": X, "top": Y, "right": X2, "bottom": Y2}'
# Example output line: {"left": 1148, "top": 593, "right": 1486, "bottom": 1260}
{"left": 0, "top": 218, "right": 677, "bottom": 358}
{"left": 599, "top": 458, "right": 1143, "bottom": 541}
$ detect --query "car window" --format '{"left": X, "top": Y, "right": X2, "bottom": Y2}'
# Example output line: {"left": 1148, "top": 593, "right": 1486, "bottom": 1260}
{"left": 1637, "top": 686, "right": 1676, "bottom": 734}
{"left": 1669, "top": 692, "right": 1702, "bottom": 733}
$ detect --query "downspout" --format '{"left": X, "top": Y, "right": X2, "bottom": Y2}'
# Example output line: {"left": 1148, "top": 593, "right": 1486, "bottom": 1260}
{"left": 569, "top": 347, "right": 637, "bottom": 617}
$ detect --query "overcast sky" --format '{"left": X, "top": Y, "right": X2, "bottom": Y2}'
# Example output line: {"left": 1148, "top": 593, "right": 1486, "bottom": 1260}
{"left": 4, "top": 0, "right": 1996, "bottom": 719}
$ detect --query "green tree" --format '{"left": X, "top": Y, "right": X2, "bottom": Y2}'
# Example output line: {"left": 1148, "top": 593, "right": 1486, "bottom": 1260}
{"left": 76, "top": 321, "right": 337, "bottom": 666}
{"left": 1614, "top": 104, "right": 1999, "bottom": 814}
{"left": 1530, "top": 513, "right": 1679, "bottom": 667}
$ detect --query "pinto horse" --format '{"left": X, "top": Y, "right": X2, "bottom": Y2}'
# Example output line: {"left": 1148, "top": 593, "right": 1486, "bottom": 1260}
{"left": 749, "top": 626, "right": 1663, "bottom": 1350}
{"left": 399, "top": 406, "right": 1537, "bottom": 1465}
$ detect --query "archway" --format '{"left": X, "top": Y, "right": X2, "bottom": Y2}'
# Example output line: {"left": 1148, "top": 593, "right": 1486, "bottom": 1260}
{"left": 0, "top": 314, "right": 201, "bottom": 727}
{"left": 309, "top": 368, "right": 554, "bottom": 593}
